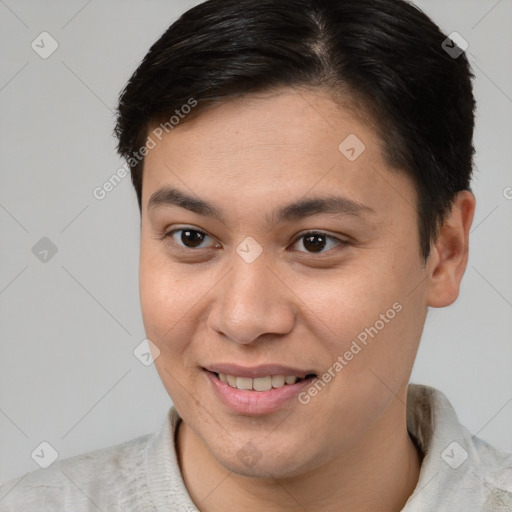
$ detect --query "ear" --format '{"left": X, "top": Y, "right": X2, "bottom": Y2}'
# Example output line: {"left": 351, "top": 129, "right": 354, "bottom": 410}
{"left": 426, "top": 190, "right": 476, "bottom": 308}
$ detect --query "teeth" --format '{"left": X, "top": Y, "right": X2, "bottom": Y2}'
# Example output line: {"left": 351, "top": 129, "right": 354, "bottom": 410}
{"left": 271, "top": 375, "right": 285, "bottom": 388}
{"left": 236, "top": 377, "right": 253, "bottom": 390}
{"left": 217, "top": 373, "right": 305, "bottom": 391}
{"left": 253, "top": 376, "right": 272, "bottom": 391}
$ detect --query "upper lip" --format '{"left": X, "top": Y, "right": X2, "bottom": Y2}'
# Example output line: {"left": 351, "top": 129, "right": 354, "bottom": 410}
{"left": 203, "top": 363, "right": 317, "bottom": 379}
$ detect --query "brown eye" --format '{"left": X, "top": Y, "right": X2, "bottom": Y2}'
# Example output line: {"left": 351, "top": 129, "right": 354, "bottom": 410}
{"left": 292, "top": 232, "right": 346, "bottom": 254}
{"left": 166, "top": 228, "right": 215, "bottom": 249}
{"left": 303, "top": 233, "right": 327, "bottom": 253}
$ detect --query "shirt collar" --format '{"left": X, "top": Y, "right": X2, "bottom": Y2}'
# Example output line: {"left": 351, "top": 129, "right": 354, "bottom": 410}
{"left": 403, "top": 383, "right": 512, "bottom": 511}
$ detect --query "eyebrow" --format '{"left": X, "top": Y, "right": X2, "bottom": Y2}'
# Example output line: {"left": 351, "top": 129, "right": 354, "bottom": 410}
{"left": 148, "top": 186, "right": 376, "bottom": 224}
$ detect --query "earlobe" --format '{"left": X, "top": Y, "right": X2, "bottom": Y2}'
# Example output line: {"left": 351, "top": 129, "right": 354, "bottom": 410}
{"left": 426, "top": 190, "right": 476, "bottom": 308}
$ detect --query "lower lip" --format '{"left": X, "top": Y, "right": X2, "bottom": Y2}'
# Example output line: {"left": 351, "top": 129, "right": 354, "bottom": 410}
{"left": 203, "top": 370, "right": 315, "bottom": 415}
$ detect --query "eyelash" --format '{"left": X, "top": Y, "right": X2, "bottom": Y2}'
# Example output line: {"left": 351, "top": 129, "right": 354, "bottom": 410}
{"left": 162, "top": 227, "right": 349, "bottom": 255}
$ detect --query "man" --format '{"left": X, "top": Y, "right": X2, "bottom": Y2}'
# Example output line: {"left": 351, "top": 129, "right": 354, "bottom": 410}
{"left": 1, "top": 0, "right": 511, "bottom": 510}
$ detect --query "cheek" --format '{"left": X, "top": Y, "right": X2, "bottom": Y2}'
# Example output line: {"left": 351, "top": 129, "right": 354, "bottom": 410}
{"left": 308, "top": 256, "right": 422, "bottom": 380}
{"left": 138, "top": 242, "right": 219, "bottom": 374}
{"left": 139, "top": 253, "right": 170, "bottom": 336}
{"left": 307, "top": 263, "right": 395, "bottom": 334}
{"left": 139, "top": 246, "right": 192, "bottom": 355}
{"left": 139, "top": 252, "right": 201, "bottom": 405}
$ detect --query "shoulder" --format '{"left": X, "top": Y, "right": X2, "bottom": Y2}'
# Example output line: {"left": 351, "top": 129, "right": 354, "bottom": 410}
{"left": 0, "top": 433, "right": 154, "bottom": 512}
{"left": 469, "top": 432, "right": 512, "bottom": 504}
{"left": 438, "top": 426, "right": 512, "bottom": 510}
{"left": 405, "top": 384, "right": 512, "bottom": 510}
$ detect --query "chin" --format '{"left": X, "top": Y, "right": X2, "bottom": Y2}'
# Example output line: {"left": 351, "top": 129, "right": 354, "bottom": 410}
{"left": 222, "top": 455, "right": 303, "bottom": 480}
{"left": 210, "top": 438, "right": 320, "bottom": 481}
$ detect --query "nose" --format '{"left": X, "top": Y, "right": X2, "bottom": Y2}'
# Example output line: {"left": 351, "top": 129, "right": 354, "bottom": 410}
{"left": 207, "top": 254, "right": 297, "bottom": 345}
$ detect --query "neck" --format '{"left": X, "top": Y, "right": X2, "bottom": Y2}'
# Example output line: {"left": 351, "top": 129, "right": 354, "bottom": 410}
{"left": 176, "top": 396, "right": 422, "bottom": 512}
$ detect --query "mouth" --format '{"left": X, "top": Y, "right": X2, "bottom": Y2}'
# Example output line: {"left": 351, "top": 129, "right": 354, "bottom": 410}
{"left": 202, "top": 367, "right": 318, "bottom": 414}
{"left": 208, "top": 371, "right": 317, "bottom": 391}
{"left": 201, "top": 364, "right": 319, "bottom": 414}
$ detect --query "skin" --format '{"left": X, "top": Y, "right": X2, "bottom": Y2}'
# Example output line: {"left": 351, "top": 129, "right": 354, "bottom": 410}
{"left": 139, "top": 87, "right": 476, "bottom": 511}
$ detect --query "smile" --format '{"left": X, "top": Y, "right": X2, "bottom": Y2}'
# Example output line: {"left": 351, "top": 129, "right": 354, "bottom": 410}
{"left": 216, "top": 373, "right": 316, "bottom": 391}
{"left": 203, "top": 368, "right": 318, "bottom": 415}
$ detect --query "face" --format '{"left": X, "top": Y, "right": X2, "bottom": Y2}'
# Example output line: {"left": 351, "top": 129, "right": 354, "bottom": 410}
{"left": 140, "top": 87, "right": 431, "bottom": 479}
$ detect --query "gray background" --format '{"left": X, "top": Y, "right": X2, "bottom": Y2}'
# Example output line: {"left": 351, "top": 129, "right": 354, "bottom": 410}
{"left": 1, "top": 0, "right": 511, "bottom": 484}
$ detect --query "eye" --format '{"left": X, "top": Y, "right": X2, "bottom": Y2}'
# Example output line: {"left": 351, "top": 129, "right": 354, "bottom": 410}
{"left": 291, "top": 231, "right": 347, "bottom": 254}
{"left": 163, "top": 227, "right": 347, "bottom": 254}
{"left": 165, "top": 227, "right": 219, "bottom": 250}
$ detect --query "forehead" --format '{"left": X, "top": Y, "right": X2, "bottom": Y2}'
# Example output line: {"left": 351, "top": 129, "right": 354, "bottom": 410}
{"left": 149, "top": 88, "right": 367, "bottom": 156}
{"left": 142, "top": 87, "right": 416, "bottom": 224}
